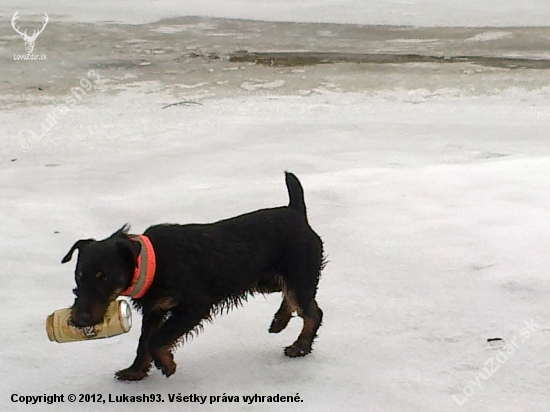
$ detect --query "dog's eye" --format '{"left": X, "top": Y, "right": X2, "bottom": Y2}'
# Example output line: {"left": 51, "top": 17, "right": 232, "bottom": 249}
{"left": 95, "top": 272, "right": 107, "bottom": 281}
{"left": 76, "top": 271, "right": 83, "bottom": 279}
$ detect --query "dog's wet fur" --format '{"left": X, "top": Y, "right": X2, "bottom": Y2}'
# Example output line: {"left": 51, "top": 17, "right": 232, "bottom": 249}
{"left": 62, "top": 172, "right": 325, "bottom": 381}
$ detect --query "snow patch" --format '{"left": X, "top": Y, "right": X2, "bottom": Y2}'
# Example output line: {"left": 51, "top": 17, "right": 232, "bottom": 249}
{"left": 240, "top": 80, "right": 285, "bottom": 91}
{"left": 465, "top": 31, "right": 512, "bottom": 42}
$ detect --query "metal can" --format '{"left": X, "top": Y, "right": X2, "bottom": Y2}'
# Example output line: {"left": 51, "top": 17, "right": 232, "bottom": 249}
{"left": 46, "top": 299, "right": 132, "bottom": 343}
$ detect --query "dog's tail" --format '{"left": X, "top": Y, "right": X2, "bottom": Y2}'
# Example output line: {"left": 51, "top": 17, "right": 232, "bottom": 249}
{"left": 285, "top": 172, "right": 307, "bottom": 220}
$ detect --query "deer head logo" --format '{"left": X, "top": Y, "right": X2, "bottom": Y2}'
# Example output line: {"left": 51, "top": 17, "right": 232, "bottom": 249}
{"left": 12, "top": 11, "right": 48, "bottom": 54}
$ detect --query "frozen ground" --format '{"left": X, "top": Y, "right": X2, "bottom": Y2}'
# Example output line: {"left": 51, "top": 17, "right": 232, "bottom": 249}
{"left": 3, "top": 0, "right": 550, "bottom": 26}
{"left": 3, "top": 87, "right": 550, "bottom": 412}
{"left": 2, "top": 2, "right": 550, "bottom": 412}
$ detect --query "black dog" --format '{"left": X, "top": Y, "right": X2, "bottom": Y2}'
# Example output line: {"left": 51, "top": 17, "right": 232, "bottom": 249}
{"left": 61, "top": 172, "right": 325, "bottom": 381}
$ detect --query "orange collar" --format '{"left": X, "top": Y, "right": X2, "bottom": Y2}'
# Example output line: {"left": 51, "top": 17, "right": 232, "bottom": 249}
{"left": 121, "top": 235, "right": 156, "bottom": 299}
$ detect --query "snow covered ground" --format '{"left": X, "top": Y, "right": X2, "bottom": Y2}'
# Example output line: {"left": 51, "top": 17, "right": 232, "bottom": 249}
{"left": 2, "top": 1, "right": 550, "bottom": 412}
{"left": 3, "top": 87, "right": 550, "bottom": 412}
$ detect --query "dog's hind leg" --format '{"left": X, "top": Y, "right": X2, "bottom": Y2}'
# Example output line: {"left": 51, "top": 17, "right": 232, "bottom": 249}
{"left": 284, "top": 296, "right": 323, "bottom": 357}
{"left": 269, "top": 296, "right": 294, "bottom": 333}
{"left": 148, "top": 305, "right": 211, "bottom": 378}
{"left": 278, "top": 267, "right": 323, "bottom": 357}
{"left": 115, "top": 310, "right": 165, "bottom": 381}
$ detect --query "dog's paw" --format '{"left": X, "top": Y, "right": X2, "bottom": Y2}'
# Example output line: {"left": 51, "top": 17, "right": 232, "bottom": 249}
{"left": 158, "top": 362, "right": 177, "bottom": 378}
{"left": 115, "top": 368, "right": 148, "bottom": 381}
{"left": 284, "top": 343, "right": 311, "bottom": 358}
{"left": 153, "top": 358, "right": 176, "bottom": 378}
{"left": 269, "top": 317, "right": 289, "bottom": 334}
{"left": 152, "top": 348, "right": 177, "bottom": 378}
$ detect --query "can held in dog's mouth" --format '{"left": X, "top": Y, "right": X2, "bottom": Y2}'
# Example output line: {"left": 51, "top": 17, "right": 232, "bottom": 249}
{"left": 46, "top": 299, "right": 132, "bottom": 343}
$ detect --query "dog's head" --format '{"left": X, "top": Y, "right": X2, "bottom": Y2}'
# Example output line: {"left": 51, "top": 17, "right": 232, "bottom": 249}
{"left": 61, "top": 225, "right": 140, "bottom": 327}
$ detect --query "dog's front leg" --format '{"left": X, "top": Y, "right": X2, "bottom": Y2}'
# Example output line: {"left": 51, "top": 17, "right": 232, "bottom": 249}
{"left": 115, "top": 310, "right": 165, "bottom": 381}
{"left": 148, "top": 306, "right": 210, "bottom": 378}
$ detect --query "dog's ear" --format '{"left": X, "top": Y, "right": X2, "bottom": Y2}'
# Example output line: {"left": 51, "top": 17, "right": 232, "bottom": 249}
{"left": 61, "top": 239, "right": 94, "bottom": 263}
{"left": 112, "top": 223, "right": 131, "bottom": 237}
{"left": 116, "top": 238, "right": 141, "bottom": 268}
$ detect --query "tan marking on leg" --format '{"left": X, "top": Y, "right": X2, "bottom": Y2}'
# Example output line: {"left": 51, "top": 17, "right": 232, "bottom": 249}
{"left": 269, "top": 281, "right": 300, "bottom": 333}
{"left": 284, "top": 300, "right": 322, "bottom": 357}
{"left": 153, "top": 346, "right": 176, "bottom": 377}
{"left": 269, "top": 298, "right": 293, "bottom": 333}
{"left": 281, "top": 283, "right": 299, "bottom": 313}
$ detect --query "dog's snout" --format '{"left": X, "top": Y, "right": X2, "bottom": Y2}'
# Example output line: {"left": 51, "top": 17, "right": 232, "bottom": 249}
{"left": 71, "top": 301, "right": 105, "bottom": 327}
{"left": 71, "top": 310, "right": 92, "bottom": 327}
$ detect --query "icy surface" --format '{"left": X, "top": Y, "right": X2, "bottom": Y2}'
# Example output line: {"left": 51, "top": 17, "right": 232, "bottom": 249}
{"left": 2, "top": 88, "right": 550, "bottom": 411}
{"left": 1, "top": 0, "right": 550, "bottom": 26}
